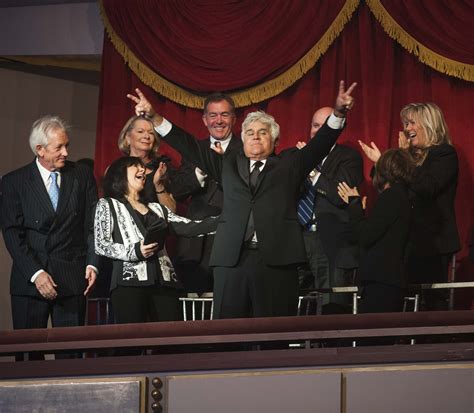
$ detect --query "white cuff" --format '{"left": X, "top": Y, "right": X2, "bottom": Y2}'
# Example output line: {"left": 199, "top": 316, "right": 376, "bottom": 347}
{"left": 87, "top": 265, "right": 99, "bottom": 275}
{"left": 31, "top": 269, "right": 44, "bottom": 283}
{"left": 327, "top": 113, "right": 346, "bottom": 129}
{"left": 195, "top": 167, "right": 208, "bottom": 187}
{"left": 154, "top": 118, "right": 173, "bottom": 137}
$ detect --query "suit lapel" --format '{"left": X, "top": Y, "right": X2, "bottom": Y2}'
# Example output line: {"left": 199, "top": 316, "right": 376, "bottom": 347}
{"left": 254, "top": 155, "right": 277, "bottom": 193}
{"left": 236, "top": 152, "right": 250, "bottom": 187}
{"left": 27, "top": 161, "right": 56, "bottom": 215}
{"left": 55, "top": 164, "right": 74, "bottom": 216}
{"left": 320, "top": 144, "right": 339, "bottom": 173}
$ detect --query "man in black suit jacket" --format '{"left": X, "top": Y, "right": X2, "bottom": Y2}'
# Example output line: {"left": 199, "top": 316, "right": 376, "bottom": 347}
{"left": 127, "top": 81, "right": 357, "bottom": 318}
{"left": 297, "top": 107, "right": 363, "bottom": 313}
{"left": 171, "top": 93, "right": 242, "bottom": 294}
{"left": 2, "top": 116, "right": 99, "bottom": 340}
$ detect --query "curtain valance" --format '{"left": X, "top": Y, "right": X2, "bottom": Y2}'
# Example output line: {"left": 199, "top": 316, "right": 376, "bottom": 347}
{"left": 100, "top": 0, "right": 359, "bottom": 107}
{"left": 366, "top": 0, "right": 474, "bottom": 81}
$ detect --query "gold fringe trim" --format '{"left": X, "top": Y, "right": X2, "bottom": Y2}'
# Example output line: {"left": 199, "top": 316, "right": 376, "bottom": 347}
{"left": 366, "top": 0, "right": 474, "bottom": 82}
{"left": 100, "top": 0, "right": 360, "bottom": 108}
{"left": 1, "top": 55, "right": 101, "bottom": 72}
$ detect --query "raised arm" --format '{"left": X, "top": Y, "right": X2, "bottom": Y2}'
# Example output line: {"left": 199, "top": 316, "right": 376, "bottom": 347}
{"left": 298, "top": 80, "right": 357, "bottom": 178}
{"left": 127, "top": 88, "right": 223, "bottom": 182}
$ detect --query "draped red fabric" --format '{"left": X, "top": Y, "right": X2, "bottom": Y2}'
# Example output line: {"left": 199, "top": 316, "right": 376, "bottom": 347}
{"left": 101, "top": 0, "right": 348, "bottom": 91}
{"left": 96, "top": 4, "right": 474, "bottom": 304}
{"left": 380, "top": 0, "right": 474, "bottom": 64}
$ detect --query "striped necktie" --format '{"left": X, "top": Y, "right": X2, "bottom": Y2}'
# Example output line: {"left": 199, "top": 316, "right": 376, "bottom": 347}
{"left": 297, "top": 177, "right": 316, "bottom": 228}
{"left": 49, "top": 171, "right": 59, "bottom": 210}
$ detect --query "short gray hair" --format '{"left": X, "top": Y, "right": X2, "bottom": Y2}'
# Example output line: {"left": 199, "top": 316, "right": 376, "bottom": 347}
{"left": 241, "top": 111, "right": 280, "bottom": 142}
{"left": 29, "top": 115, "right": 69, "bottom": 155}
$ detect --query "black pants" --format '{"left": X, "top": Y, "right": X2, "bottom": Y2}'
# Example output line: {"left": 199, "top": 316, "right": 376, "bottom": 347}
{"left": 406, "top": 253, "right": 450, "bottom": 311}
{"left": 359, "top": 282, "right": 403, "bottom": 314}
{"left": 11, "top": 294, "right": 86, "bottom": 360}
{"left": 213, "top": 248, "right": 299, "bottom": 319}
{"left": 300, "top": 230, "right": 352, "bottom": 310}
{"left": 111, "top": 284, "right": 181, "bottom": 324}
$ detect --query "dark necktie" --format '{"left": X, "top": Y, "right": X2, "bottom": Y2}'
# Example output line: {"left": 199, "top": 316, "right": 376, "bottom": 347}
{"left": 297, "top": 177, "right": 316, "bottom": 229}
{"left": 249, "top": 160, "right": 263, "bottom": 193}
{"left": 245, "top": 161, "right": 263, "bottom": 240}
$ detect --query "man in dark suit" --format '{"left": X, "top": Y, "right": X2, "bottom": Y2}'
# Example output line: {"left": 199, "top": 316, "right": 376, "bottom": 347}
{"left": 1, "top": 116, "right": 99, "bottom": 344}
{"left": 171, "top": 93, "right": 242, "bottom": 295}
{"left": 127, "top": 81, "right": 357, "bottom": 318}
{"left": 297, "top": 107, "right": 363, "bottom": 313}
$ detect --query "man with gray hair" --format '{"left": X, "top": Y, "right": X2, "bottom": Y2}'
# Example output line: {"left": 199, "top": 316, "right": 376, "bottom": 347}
{"left": 127, "top": 81, "right": 356, "bottom": 318}
{"left": 1, "top": 115, "right": 99, "bottom": 357}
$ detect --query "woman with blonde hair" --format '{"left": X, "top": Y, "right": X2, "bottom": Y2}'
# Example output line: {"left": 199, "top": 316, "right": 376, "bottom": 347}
{"left": 359, "top": 103, "right": 460, "bottom": 310}
{"left": 118, "top": 115, "right": 176, "bottom": 211}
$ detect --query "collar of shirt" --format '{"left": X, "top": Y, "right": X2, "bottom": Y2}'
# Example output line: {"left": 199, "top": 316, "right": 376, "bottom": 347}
{"left": 250, "top": 159, "right": 267, "bottom": 172}
{"left": 36, "top": 157, "right": 61, "bottom": 189}
{"left": 210, "top": 135, "right": 232, "bottom": 152}
{"left": 308, "top": 144, "right": 336, "bottom": 185}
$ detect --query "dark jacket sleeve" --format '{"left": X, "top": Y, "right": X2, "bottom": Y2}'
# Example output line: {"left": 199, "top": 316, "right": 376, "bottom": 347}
{"left": 166, "top": 208, "right": 219, "bottom": 237}
{"left": 348, "top": 188, "right": 401, "bottom": 249}
{"left": 316, "top": 147, "right": 363, "bottom": 208}
{"left": 169, "top": 157, "right": 204, "bottom": 201}
{"left": 82, "top": 165, "right": 101, "bottom": 269}
{"left": 1, "top": 172, "right": 43, "bottom": 280}
{"left": 162, "top": 125, "right": 223, "bottom": 183}
{"left": 410, "top": 144, "right": 458, "bottom": 200}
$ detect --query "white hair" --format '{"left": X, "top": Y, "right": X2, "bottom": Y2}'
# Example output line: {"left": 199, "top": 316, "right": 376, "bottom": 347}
{"left": 241, "top": 111, "right": 280, "bottom": 142}
{"left": 29, "top": 115, "right": 69, "bottom": 155}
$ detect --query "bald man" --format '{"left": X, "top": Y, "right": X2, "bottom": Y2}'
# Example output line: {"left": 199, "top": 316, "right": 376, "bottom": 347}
{"left": 297, "top": 107, "right": 363, "bottom": 313}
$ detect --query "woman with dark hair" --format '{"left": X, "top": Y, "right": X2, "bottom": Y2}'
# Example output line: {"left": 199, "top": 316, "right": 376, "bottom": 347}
{"left": 359, "top": 103, "right": 460, "bottom": 310}
{"left": 118, "top": 115, "right": 176, "bottom": 211}
{"left": 338, "top": 149, "right": 415, "bottom": 313}
{"left": 94, "top": 156, "right": 217, "bottom": 324}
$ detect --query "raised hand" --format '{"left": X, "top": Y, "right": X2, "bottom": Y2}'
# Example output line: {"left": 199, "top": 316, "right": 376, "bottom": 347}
{"left": 334, "top": 80, "right": 357, "bottom": 117}
{"left": 398, "top": 131, "right": 410, "bottom": 150}
{"left": 126, "top": 88, "right": 164, "bottom": 126}
{"left": 337, "top": 181, "right": 360, "bottom": 204}
{"left": 358, "top": 140, "right": 381, "bottom": 163}
{"left": 153, "top": 162, "right": 168, "bottom": 186}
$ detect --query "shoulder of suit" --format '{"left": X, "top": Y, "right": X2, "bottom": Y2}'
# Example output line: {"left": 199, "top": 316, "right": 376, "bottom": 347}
{"left": 335, "top": 143, "right": 362, "bottom": 158}
{"left": 428, "top": 143, "right": 457, "bottom": 156}
{"left": 2, "top": 160, "right": 36, "bottom": 181}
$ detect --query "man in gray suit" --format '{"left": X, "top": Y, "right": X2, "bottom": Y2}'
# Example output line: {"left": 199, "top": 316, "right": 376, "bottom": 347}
{"left": 1, "top": 116, "right": 98, "bottom": 348}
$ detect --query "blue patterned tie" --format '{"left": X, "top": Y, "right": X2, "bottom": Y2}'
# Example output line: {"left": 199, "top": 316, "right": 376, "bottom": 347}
{"left": 49, "top": 171, "right": 59, "bottom": 210}
{"left": 297, "top": 177, "right": 316, "bottom": 228}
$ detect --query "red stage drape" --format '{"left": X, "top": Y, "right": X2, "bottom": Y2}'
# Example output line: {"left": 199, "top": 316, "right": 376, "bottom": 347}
{"left": 96, "top": 2, "right": 474, "bottom": 301}
{"left": 377, "top": 0, "right": 474, "bottom": 64}
{"left": 101, "top": 0, "right": 349, "bottom": 91}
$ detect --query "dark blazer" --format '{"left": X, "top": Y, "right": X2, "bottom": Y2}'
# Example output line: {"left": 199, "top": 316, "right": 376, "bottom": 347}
{"left": 171, "top": 135, "right": 242, "bottom": 262}
{"left": 348, "top": 183, "right": 412, "bottom": 287}
{"left": 312, "top": 144, "right": 363, "bottom": 268}
{"left": 409, "top": 143, "right": 460, "bottom": 256}
{"left": 1, "top": 160, "right": 99, "bottom": 297}
{"left": 163, "top": 121, "right": 344, "bottom": 267}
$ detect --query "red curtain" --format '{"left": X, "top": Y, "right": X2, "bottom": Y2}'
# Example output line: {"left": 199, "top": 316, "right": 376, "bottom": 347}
{"left": 101, "top": 0, "right": 349, "bottom": 91}
{"left": 378, "top": 0, "right": 474, "bottom": 64}
{"left": 96, "top": 3, "right": 474, "bottom": 300}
